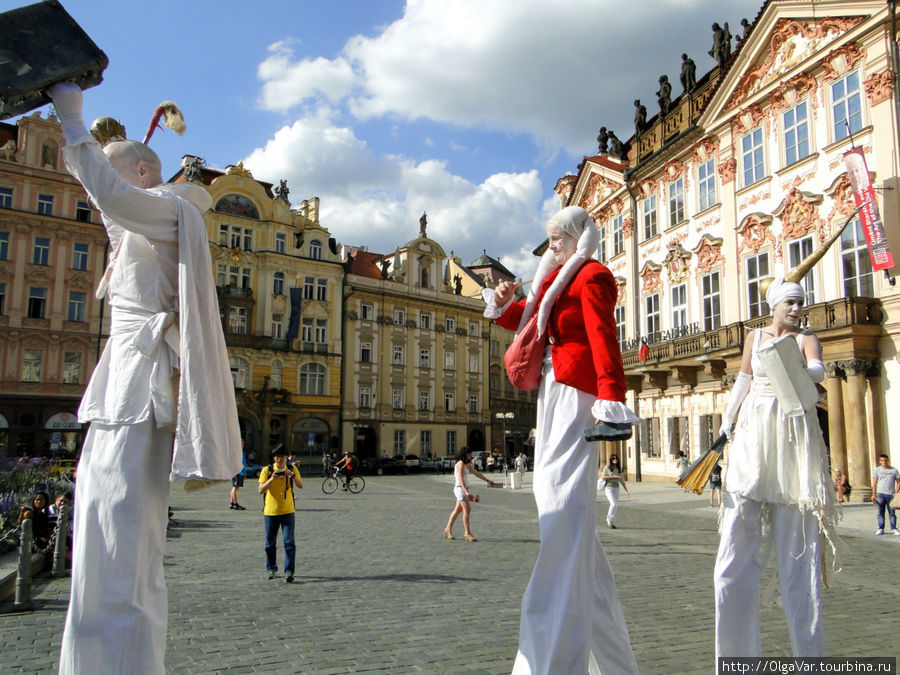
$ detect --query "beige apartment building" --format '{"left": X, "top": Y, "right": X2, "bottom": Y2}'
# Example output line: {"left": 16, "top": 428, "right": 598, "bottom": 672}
{"left": 559, "top": 0, "right": 900, "bottom": 498}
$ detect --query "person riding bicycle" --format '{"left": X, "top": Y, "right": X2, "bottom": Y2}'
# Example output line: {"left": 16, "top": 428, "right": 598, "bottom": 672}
{"left": 334, "top": 450, "right": 356, "bottom": 491}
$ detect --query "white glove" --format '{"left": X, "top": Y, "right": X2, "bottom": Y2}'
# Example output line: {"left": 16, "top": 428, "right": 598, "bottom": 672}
{"left": 48, "top": 82, "right": 92, "bottom": 145}
{"left": 719, "top": 371, "right": 751, "bottom": 440}
{"left": 806, "top": 359, "right": 825, "bottom": 383}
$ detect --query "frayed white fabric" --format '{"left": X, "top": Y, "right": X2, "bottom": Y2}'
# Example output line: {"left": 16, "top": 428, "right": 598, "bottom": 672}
{"left": 518, "top": 206, "right": 600, "bottom": 339}
{"left": 60, "top": 421, "right": 172, "bottom": 675}
{"left": 512, "top": 357, "right": 638, "bottom": 675}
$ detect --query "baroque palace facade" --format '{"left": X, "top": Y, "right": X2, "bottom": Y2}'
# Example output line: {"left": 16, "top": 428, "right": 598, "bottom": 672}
{"left": 0, "top": 115, "right": 530, "bottom": 465}
{"left": 560, "top": 0, "right": 900, "bottom": 498}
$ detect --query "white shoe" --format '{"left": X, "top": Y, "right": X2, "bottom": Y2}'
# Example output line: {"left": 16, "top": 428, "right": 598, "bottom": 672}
{"left": 875, "top": 528, "right": 884, "bottom": 535}
{"left": 892, "top": 529, "right": 900, "bottom": 536}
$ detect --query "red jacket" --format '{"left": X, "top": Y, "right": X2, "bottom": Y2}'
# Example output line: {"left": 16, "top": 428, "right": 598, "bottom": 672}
{"left": 495, "top": 260, "right": 625, "bottom": 401}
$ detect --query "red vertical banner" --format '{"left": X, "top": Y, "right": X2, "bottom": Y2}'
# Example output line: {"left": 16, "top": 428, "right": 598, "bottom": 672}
{"left": 843, "top": 148, "right": 894, "bottom": 271}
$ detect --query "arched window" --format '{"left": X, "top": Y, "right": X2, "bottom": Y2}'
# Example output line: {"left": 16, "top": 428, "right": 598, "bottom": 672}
{"left": 229, "top": 357, "right": 250, "bottom": 389}
{"left": 309, "top": 239, "right": 322, "bottom": 260}
{"left": 300, "top": 363, "right": 326, "bottom": 395}
{"left": 270, "top": 359, "right": 283, "bottom": 390}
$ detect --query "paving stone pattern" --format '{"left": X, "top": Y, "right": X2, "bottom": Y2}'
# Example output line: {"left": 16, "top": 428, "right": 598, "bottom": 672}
{"left": 1, "top": 473, "right": 898, "bottom": 673}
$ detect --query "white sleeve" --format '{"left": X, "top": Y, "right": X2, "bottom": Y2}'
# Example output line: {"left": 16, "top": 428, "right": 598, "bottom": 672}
{"left": 482, "top": 287, "right": 514, "bottom": 319}
{"left": 806, "top": 359, "right": 825, "bottom": 383}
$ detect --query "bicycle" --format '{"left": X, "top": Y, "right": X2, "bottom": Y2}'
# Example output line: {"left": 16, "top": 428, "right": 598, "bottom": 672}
{"left": 322, "top": 468, "right": 365, "bottom": 494}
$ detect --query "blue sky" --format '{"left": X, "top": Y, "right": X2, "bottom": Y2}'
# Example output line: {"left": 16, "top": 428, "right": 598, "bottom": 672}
{"left": 4, "top": 0, "right": 762, "bottom": 278}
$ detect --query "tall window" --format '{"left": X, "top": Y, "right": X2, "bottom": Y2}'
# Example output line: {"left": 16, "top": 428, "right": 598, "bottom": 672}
{"left": 420, "top": 313, "right": 431, "bottom": 329}
{"left": 275, "top": 233, "right": 286, "bottom": 254}
{"left": 671, "top": 284, "right": 687, "bottom": 328}
{"left": 37, "top": 194, "right": 53, "bottom": 216}
{"left": 33, "top": 237, "right": 50, "bottom": 265}
{"left": 697, "top": 159, "right": 716, "bottom": 211}
{"left": 67, "top": 291, "right": 86, "bottom": 322}
{"left": 445, "top": 316, "right": 456, "bottom": 332}
{"left": 490, "top": 339, "right": 499, "bottom": 358}
{"left": 300, "top": 363, "right": 326, "bottom": 395}
{"left": 615, "top": 305, "right": 626, "bottom": 347}
{"left": 702, "top": 272, "right": 721, "bottom": 330}
{"left": 0, "top": 282, "right": 5, "bottom": 314}
{"left": 468, "top": 353, "right": 479, "bottom": 373}
{"left": 301, "top": 318, "right": 313, "bottom": 343}
{"left": 270, "top": 360, "right": 283, "bottom": 389}
{"left": 832, "top": 70, "right": 862, "bottom": 141}
{"left": 642, "top": 195, "right": 658, "bottom": 240}
{"left": 418, "top": 389, "right": 430, "bottom": 411}
{"left": 360, "top": 303, "right": 373, "bottom": 320}
{"left": 788, "top": 235, "right": 816, "bottom": 305}
{"left": 0, "top": 187, "right": 11, "bottom": 209}
{"left": 219, "top": 224, "right": 228, "bottom": 246}
{"left": 242, "top": 229, "right": 252, "bottom": 251}
{"left": 597, "top": 225, "right": 607, "bottom": 264}
{"left": 645, "top": 293, "right": 660, "bottom": 337}
{"left": 841, "top": 217, "right": 874, "bottom": 297}
{"left": 229, "top": 357, "right": 249, "bottom": 388}
{"left": 393, "top": 430, "right": 405, "bottom": 455}
{"left": 72, "top": 242, "right": 88, "bottom": 270}
{"left": 315, "top": 319, "right": 327, "bottom": 343}
{"left": 228, "top": 307, "right": 247, "bottom": 334}
{"left": 316, "top": 278, "right": 327, "bottom": 301}
{"left": 784, "top": 101, "right": 810, "bottom": 165}
{"left": 22, "top": 349, "right": 42, "bottom": 382}
{"left": 0, "top": 231, "right": 9, "bottom": 260}
{"left": 468, "top": 322, "right": 480, "bottom": 337}
{"left": 271, "top": 313, "right": 283, "bottom": 338}
{"left": 28, "top": 287, "right": 47, "bottom": 318}
{"left": 359, "top": 387, "right": 371, "bottom": 409}
{"left": 273, "top": 272, "right": 284, "bottom": 295}
{"left": 444, "top": 351, "right": 456, "bottom": 370}
{"left": 421, "top": 430, "right": 432, "bottom": 455}
{"left": 392, "top": 389, "right": 404, "bottom": 410}
{"left": 62, "top": 351, "right": 82, "bottom": 384}
{"left": 393, "top": 308, "right": 406, "bottom": 324}
{"left": 393, "top": 345, "right": 405, "bottom": 365}
{"left": 76, "top": 201, "right": 91, "bottom": 222}
{"left": 741, "top": 127, "right": 765, "bottom": 186}
{"left": 640, "top": 417, "right": 661, "bottom": 458}
{"left": 227, "top": 266, "right": 251, "bottom": 289}
{"left": 446, "top": 430, "right": 457, "bottom": 455}
{"left": 746, "top": 252, "right": 770, "bottom": 318}
{"left": 303, "top": 276, "right": 314, "bottom": 300}
{"left": 360, "top": 342, "right": 372, "bottom": 363}
{"left": 612, "top": 214, "right": 624, "bottom": 256}
{"left": 419, "top": 349, "right": 431, "bottom": 369}
{"left": 444, "top": 393, "right": 455, "bottom": 412}
{"left": 309, "top": 239, "right": 322, "bottom": 260}
{"left": 467, "top": 394, "right": 479, "bottom": 414}
{"left": 668, "top": 178, "right": 685, "bottom": 225}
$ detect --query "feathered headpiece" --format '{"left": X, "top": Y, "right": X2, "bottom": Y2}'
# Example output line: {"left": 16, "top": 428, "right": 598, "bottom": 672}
{"left": 88, "top": 100, "right": 187, "bottom": 147}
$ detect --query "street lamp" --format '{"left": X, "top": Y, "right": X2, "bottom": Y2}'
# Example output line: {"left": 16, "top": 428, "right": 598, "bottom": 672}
{"left": 495, "top": 411, "right": 514, "bottom": 467}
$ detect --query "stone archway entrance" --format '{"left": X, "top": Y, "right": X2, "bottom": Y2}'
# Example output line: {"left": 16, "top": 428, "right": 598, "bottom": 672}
{"left": 292, "top": 418, "right": 330, "bottom": 466}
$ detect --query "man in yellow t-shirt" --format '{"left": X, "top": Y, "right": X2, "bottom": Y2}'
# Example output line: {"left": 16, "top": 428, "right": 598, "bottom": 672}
{"left": 258, "top": 445, "right": 303, "bottom": 582}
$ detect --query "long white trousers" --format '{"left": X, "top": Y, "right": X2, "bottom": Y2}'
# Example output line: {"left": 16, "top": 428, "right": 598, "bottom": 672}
{"left": 513, "top": 364, "right": 638, "bottom": 675}
{"left": 714, "top": 491, "right": 823, "bottom": 658}
{"left": 60, "top": 421, "right": 173, "bottom": 675}
{"left": 604, "top": 487, "right": 619, "bottom": 525}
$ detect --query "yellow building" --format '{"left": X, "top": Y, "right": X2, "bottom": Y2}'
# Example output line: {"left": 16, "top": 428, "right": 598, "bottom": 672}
{"left": 0, "top": 111, "right": 103, "bottom": 456}
{"left": 173, "top": 161, "right": 344, "bottom": 465}
{"left": 560, "top": 0, "right": 900, "bottom": 498}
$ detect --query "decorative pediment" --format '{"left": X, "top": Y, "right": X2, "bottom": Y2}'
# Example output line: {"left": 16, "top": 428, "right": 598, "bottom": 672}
{"left": 65, "top": 270, "right": 94, "bottom": 291}
{"left": 771, "top": 71, "right": 818, "bottom": 110}
{"left": 821, "top": 41, "right": 867, "bottom": 82}
{"left": 726, "top": 17, "right": 863, "bottom": 110}
{"left": 824, "top": 174, "right": 858, "bottom": 219}
{"left": 272, "top": 294, "right": 287, "bottom": 313}
{"left": 615, "top": 276, "right": 626, "bottom": 306}
{"left": 864, "top": 69, "right": 894, "bottom": 107}
{"left": 639, "top": 180, "right": 656, "bottom": 198}
{"left": 24, "top": 265, "right": 53, "bottom": 284}
{"left": 732, "top": 104, "right": 765, "bottom": 136}
{"left": 555, "top": 175, "right": 577, "bottom": 203}
{"left": 0, "top": 262, "right": 9, "bottom": 279}
{"left": 639, "top": 260, "right": 662, "bottom": 295}
{"left": 692, "top": 234, "right": 725, "bottom": 274}
{"left": 578, "top": 172, "right": 620, "bottom": 209}
{"left": 736, "top": 213, "right": 776, "bottom": 255}
{"left": 661, "top": 160, "right": 686, "bottom": 182}
{"left": 773, "top": 188, "right": 823, "bottom": 240}
{"left": 662, "top": 243, "right": 691, "bottom": 284}
{"left": 691, "top": 138, "right": 719, "bottom": 164}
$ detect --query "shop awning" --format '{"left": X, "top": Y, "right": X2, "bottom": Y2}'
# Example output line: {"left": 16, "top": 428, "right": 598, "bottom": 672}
{"left": 45, "top": 412, "right": 81, "bottom": 430}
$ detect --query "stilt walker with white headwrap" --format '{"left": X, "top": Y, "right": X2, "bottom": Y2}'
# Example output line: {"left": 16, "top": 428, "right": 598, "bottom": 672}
{"left": 713, "top": 221, "right": 852, "bottom": 660}
{"left": 485, "top": 206, "right": 640, "bottom": 674}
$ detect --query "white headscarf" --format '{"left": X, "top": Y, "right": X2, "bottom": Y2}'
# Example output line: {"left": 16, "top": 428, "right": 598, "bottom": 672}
{"left": 518, "top": 206, "right": 600, "bottom": 338}
{"left": 765, "top": 276, "right": 804, "bottom": 314}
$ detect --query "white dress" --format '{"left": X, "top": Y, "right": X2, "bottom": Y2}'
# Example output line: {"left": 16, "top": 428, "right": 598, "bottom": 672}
{"left": 512, "top": 351, "right": 639, "bottom": 675}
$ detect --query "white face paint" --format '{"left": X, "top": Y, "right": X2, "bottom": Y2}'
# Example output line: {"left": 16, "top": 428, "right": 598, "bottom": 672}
{"left": 546, "top": 223, "right": 577, "bottom": 266}
{"left": 774, "top": 296, "right": 803, "bottom": 327}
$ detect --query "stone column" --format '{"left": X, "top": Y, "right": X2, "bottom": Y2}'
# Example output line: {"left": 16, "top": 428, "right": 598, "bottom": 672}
{"left": 823, "top": 364, "right": 847, "bottom": 477}
{"left": 839, "top": 359, "right": 874, "bottom": 503}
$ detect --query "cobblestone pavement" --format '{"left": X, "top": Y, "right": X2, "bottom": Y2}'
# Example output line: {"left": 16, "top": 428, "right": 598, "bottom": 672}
{"left": 1, "top": 472, "right": 898, "bottom": 674}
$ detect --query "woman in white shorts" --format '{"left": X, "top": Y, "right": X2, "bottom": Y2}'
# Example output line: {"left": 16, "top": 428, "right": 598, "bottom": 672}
{"left": 444, "top": 447, "right": 498, "bottom": 542}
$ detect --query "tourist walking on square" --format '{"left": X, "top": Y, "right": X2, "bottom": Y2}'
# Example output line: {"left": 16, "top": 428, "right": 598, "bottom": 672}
{"left": 515, "top": 452, "right": 527, "bottom": 484}
{"left": 259, "top": 446, "right": 303, "bottom": 581}
{"left": 599, "top": 454, "right": 629, "bottom": 529}
{"left": 714, "top": 273, "right": 838, "bottom": 659}
{"left": 871, "top": 454, "right": 900, "bottom": 535}
{"left": 443, "top": 447, "right": 499, "bottom": 542}
{"left": 485, "top": 206, "right": 639, "bottom": 674}
{"left": 49, "top": 83, "right": 241, "bottom": 675}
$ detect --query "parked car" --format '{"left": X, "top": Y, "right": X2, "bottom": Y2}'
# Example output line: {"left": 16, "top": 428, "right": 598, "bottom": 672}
{"left": 440, "top": 456, "right": 457, "bottom": 472}
{"left": 49, "top": 458, "right": 77, "bottom": 478}
{"left": 375, "top": 454, "right": 421, "bottom": 475}
{"left": 242, "top": 460, "right": 263, "bottom": 478}
{"left": 419, "top": 456, "right": 438, "bottom": 471}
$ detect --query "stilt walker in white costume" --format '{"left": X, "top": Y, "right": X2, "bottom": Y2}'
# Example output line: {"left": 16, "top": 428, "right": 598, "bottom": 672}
{"left": 714, "top": 231, "right": 846, "bottom": 660}
{"left": 49, "top": 83, "right": 242, "bottom": 675}
{"left": 485, "top": 206, "right": 640, "bottom": 674}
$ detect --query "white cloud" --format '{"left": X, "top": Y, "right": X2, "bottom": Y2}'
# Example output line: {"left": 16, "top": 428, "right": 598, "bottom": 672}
{"left": 258, "top": 41, "right": 356, "bottom": 112}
